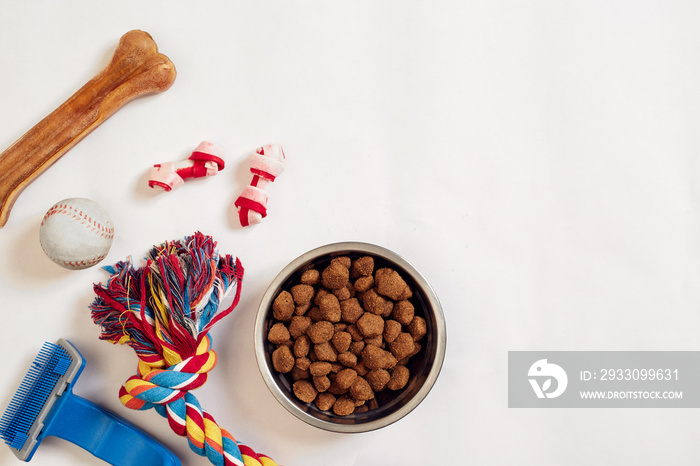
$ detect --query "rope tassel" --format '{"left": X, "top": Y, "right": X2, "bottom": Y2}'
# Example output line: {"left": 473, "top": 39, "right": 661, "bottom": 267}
{"left": 90, "top": 232, "right": 279, "bottom": 466}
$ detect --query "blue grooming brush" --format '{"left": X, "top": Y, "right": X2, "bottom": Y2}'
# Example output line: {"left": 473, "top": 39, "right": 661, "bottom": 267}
{"left": 0, "top": 338, "right": 181, "bottom": 465}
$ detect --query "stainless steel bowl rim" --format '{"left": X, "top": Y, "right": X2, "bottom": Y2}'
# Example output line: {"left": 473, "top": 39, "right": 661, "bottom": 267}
{"left": 254, "top": 241, "right": 447, "bottom": 433}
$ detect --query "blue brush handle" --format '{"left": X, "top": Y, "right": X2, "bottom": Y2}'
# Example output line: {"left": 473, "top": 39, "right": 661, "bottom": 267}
{"left": 41, "top": 389, "right": 181, "bottom": 466}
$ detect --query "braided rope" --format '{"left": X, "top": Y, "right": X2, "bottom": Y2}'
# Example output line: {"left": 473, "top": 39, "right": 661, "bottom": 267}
{"left": 90, "top": 232, "right": 279, "bottom": 466}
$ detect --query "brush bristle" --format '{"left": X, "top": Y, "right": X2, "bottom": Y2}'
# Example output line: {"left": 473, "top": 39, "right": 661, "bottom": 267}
{"left": 0, "top": 342, "right": 73, "bottom": 450}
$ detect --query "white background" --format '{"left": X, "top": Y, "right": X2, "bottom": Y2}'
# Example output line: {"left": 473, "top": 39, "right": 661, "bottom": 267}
{"left": 1, "top": 1, "right": 699, "bottom": 465}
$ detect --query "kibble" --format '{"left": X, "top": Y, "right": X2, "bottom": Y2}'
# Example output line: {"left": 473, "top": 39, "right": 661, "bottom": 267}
{"left": 388, "top": 332, "right": 415, "bottom": 360}
{"left": 309, "top": 361, "right": 333, "bottom": 377}
{"left": 338, "top": 351, "right": 358, "bottom": 367}
{"left": 295, "top": 357, "right": 311, "bottom": 371}
{"left": 289, "top": 316, "right": 312, "bottom": 339}
{"left": 332, "top": 331, "right": 352, "bottom": 353}
{"left": 349, "top": 340, "right": 365, "bottom": 355}
{"left": 268, "top": 322, "right": 290, "bottom": 345}
{"left": 361, "top": 289, "right": 388, "bottom": 315}
{"left": 354, "top": 361, "right": 369, "bottom": 377}
{"left": 267, "top": 255, "right": 427, "bottom": 415}
{"left": 295, "top": 302, "right": 311, "bottom": 316}
{"left": 408, "top": 316, "right": 427, "bottom": 341}
{"left": 375, "top": 268, "right": 410, "bottom": 300}
{"left": 319, "top": 294, "right": 341, "bottom": 322}
{"left": 392, "top": 300, "right": 415, "bottom": 326}
{"left": 349, "top": 377, "right": 374, "bottom": 401}
{"left": 366, "top": 369, "right": 390, "bottom": 391}
{"left": 331, "top": 256, "right": 352, "bottom": 269}
{"left": 293, "top": 380, "right": 317, "bottom": 403}
{"left": 293, "top": 334, "right": 311, "bottom": 357}
{"left": 351, "top": 256, "right": 374, "bottom": 278}
{"left": 308, "top": 321, "right": 334, "bottom": 344}
{"left": 314, "top": 342, "right": 338, "bottom": 362}
{"left": 332, "top": 395, "right": 355, "bottom": 415}
{"left": 353, "top": 276, "right": 374, "bottom": 292}
{"left": 335, "top": 368, "right": 358, "bottom": 390}
{"left": 272, "top": 291, "right": 295, "bottom": 322}
{"left": 346, "top": 324, "right": 363, "bottom": 341}
{"left": 361, "top": 344, "right": 391, "bottom": 371}
{"left": 314, "top": 288, "right": 329, "bottom": 306}
{"left": 322, "top": 262, "right": 349, "bottom": 290}
{"left": 313, "top": 375, "right": 331, "bottom": 392}
{"left": 387, "top": 365, "right": 410, "bottom": 390}
{"left": 272, "top": 345, "right": 294, "bottom": 373}
{"left": 383, "top": 319, "right": 402, "bottom": 343}
{"left": 332, "top": 284, "right": 352, "bottom": 301}
{"left": 356, "top": 312, "right": 384, "bottom": 338}
{"left": 315, "top": 391, "right": 336, "bottom": 410}
{"left": 328, "top": 377, "right": 347, "bottom": 396}
{"left": 291, "top": 284, "right": 315, "bottom": 305}
{"left": 300, "top": 268, "right": 321, "bottom": 285}
{"left": 340, "top": 298, "right": 364, "bottom": 323}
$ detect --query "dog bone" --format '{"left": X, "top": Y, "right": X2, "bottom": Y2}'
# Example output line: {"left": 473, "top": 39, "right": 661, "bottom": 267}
{"left": 148, "top": 141, "right": 225, "bottom": 192}
{"left": 234, "top": 144, "right": 286, "bottom": 227}
{"left": 0, "top": 29, "right": 176, "bottom": 228}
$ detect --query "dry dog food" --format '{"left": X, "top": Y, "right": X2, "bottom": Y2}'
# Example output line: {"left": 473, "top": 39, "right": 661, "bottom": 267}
{"left": 267, "top": 255, "right": 427, "bottom": 416}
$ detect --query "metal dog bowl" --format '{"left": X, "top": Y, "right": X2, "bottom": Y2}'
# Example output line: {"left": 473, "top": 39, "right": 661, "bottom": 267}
{"left": 254, "top": 242, "right": 446, "bottom": 433}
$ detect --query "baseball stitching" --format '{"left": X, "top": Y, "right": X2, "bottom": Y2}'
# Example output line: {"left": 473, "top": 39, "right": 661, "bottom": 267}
{"left": 57, "top": 253, "right": 108, "bottom": 269}
{"left": 41, "top": 203, "right": 114, "bottom": 240}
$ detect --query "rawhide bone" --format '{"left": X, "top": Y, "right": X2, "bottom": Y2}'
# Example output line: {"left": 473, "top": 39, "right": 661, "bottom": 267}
{"left": 148, "top": 141, "right": 225, "bottom": 191}
{"left": 0, "top": 30, "right": 176, "bottom": 228}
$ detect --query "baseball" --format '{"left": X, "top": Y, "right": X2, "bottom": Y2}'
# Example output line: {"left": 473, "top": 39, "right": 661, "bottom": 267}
{"left": 39, "top": 198, "right": 114, "bottom": 270}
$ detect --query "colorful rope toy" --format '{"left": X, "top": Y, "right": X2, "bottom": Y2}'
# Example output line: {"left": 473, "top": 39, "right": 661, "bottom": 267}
{"left": 90, "top": 232, "right": 279, "bottom": 466}
{"left": 148, "top": 141, "right": 225, "bottom": 191}
{"left": 234, "top": 144, "right": 286, "bottom": 227}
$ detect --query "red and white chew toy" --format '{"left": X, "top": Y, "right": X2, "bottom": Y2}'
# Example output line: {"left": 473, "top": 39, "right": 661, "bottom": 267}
{"left": 234, "top": 144, "right": 286, "bottom": 227}
{"left": 148, "top": 141, "right": 224, "bottom": 191}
